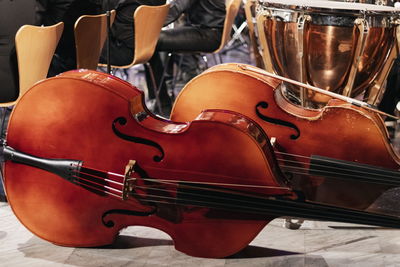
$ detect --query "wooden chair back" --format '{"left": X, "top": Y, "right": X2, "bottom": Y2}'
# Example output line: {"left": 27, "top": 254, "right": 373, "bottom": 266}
{"left": 3, "top": 22, "right": 64, "bottom": 107}
{"left": 74, "top": 10, "right": 116, "bottom": 70}
{"left": 213, "top": 0, "right": 242, "bottom": 54}
{"left": 256, "top": 11, "right": 274, "bottom": 73}
{"left": 99, "top": 4, "right": 170, "bottom": 69}
{"left": 244, "top": 0, "right": 264, "bottom": 68}
{"left": 133, "top": 4, "right": 170, "bottom": 66}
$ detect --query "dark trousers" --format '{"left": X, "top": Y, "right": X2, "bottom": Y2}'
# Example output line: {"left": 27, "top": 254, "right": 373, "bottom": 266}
{"left": 155, "top": 26, "right": 222, "bottom": 76}
{"left": 156, "top": 26, "right": 222, "bottom": 52}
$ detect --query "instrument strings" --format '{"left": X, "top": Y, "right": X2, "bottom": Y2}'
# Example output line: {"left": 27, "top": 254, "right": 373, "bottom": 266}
{"left": 68, "top": 167, "right": 400, "bottom": 229}
{"left": 275, "top": 152, "right": 400, "bottom": 185}
{"left": 72, "top": 155, "right": 400, "bottom": 206}
{"left": 69, "top": 148, "right": 400, "bottom": 202}
{"left": 69, "top": 168, "right": 278, "bottom": 205}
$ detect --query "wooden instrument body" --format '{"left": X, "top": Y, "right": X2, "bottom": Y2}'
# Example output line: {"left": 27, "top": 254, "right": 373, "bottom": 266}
{"left": 4, "top": 70, "right": 289, "bottom": 258}
{"left": 171, "top": 63, "right": 400, "bottom": 210}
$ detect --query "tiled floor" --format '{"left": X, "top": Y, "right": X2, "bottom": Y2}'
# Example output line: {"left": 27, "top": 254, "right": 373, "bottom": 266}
{"left": 2, "top": 202, "right": 400, "bottom": 266}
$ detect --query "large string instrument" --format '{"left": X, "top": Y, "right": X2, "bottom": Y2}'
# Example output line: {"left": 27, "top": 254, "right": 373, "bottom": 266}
{"left": 4, "top": 70, "right": 400, "bottom": 258}
{"left": 171, "top": 63, "right": 400, "bottom": 212}
{"left": 202, "top": 0, "right": 400, "bottom": 211}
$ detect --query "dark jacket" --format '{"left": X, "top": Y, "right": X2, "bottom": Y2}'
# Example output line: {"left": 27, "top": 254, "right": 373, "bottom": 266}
{"left": 0, "top": 0, "right": 37, "bottom": 102}
{"left": 0, "top": 0, "right": 102, "bottom": 102}
{"left": 104, "top": 0, "right": 161, "bottom": 9}
{"left": 165, "top": 0, "right": 226, "bottom": 29}
{"left": 36, "top": 0, "right": 75, "bottom": 26}
{"left": 105, "top": 0, "right": 165, "bottom": 47}
{"left": 41, "top": 0, "right": 102, "bottom": 76}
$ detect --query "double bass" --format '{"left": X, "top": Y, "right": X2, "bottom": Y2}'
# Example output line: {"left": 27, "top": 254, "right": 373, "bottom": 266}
{"left": 3, "top": 70, "right": 400, "bottom": 258}
{"left": 171, "top": 63, "right": 400, "bottom": 212}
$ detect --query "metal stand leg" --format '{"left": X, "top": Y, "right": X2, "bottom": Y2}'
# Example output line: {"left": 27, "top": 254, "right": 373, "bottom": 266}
{"left": 226, "top": 21, "right": 248, "bottom": 48}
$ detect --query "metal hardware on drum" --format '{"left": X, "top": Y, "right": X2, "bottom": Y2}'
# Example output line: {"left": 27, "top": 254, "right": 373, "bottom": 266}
{"left": 339, "top": 0, "right": 391, "bottom": 6}
{"left": 255, "top": 0, "right": 399, "bottom": 109}
{"left": 238, "top": 64, "right": 400, "bottom": 120}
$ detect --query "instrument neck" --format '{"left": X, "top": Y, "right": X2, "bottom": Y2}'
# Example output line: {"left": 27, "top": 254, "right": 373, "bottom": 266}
{"left": 5, "top": 145, "right": 400, "bottom": 229}
{"left": 174, "top": 182, "right": 400, "bottom": 229}
{"left": 308, "top": 155, "right": 400, "bottom": 187}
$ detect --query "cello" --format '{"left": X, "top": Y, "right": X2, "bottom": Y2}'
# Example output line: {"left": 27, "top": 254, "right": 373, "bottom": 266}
{"left": 171, "top": 63, "right": 400, "bottom": 211}
{"left": 3, "top": 70, "right": 400, "bottom": 258}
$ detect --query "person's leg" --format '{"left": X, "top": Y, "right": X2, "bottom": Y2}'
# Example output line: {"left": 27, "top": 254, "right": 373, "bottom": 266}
{"left": 99, "top": 37, "right": 133, "bottom": 66}
{"left": 155, "top": 26, "right": 223, "bottom": 96}
{"left": 47, "top": 54, "right": 77, "bottom": 77}
{"left": 156, "top": 26, "right": 222, "bottom": 53}
{"left": 179, "top": 54, "right": 201, "bottom": 81}
{"left": 146, "top": 52, "right": 172, "bottom": 116}
{"left": 99, "top": 3, "right": 138, "bottom": 66}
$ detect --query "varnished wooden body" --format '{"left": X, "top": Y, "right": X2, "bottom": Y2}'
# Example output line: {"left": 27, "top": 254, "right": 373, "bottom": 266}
{"left": 171, "top": 63, "right": 400, "bottom": 210}
{"left": 4, "top": 69, "right": 290, "bottom": 258}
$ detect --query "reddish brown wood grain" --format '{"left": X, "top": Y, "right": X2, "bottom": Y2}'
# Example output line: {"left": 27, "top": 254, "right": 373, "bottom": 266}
{"left": 171, "top": 63, "right": 400, "bottom": 210}
{"left": 4, "top": 70, "right": 290, "bottom": 258}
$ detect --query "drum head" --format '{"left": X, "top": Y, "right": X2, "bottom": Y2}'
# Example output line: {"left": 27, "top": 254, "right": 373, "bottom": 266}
{"left": 260, "top": 0, "right": 399, "bottom": 12}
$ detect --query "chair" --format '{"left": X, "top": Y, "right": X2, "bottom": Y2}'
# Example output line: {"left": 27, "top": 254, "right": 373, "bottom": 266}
{"left": 226, "top": 16, "right": 248, "bottom": 49}
{"left": 166, "top": 0, "right": 242, "bottom": 97}
{"left": 223, "top": 0, "right": 249, "bottom": 51}
{"left": 244, "top": 0, "right": 264, "bottom": 68}
{"left": 98, "top": 5, "right": 169, "bottom": 69}
{"left": 256, "top": 10, "right": 274, "bottom": 73}
{"left": 209, "top": 0, "right": 242, "bottom": 64}
{"left": 166, "top": 0, "right": 242, "bottom": 66}
{"left": 98, "top": 4, "right": 170, "bottom": 114}
{"left": 215, "top": 0, "right": 243, "bottom": 53}
{"left": 0, "top": 22, "right": 64, "bottom": 107}
{"left": 74, "top": 10, "right": 116, "bottom": 70}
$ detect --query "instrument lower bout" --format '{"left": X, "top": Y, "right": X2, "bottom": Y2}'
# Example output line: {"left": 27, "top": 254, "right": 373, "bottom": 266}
{"left": 3, "top": 69, "right": 289, "bottom": 258}
{"left": 5, "top": 68, "right": 400, "bottom": 258}
{"left": 171, "top": 63, "right": 400, "bottom": 213}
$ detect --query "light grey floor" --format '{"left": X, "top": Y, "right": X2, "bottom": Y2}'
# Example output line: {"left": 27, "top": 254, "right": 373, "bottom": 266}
{"left": 2, "top": 202, "right": 400, "bottom": 266}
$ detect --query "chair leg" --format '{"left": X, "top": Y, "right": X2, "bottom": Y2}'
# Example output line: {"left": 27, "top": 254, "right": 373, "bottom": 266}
{"left": 0, "top": 106, "right": 10, "bottom": 202}
{"left": 158, "top": 53, "right": 174, "bottom": 100}
{"left": 0, "top": 107, "right": 11, "bottom": 141}
{"left": 227, "top": 22, "right": 248, "bottom": 48}
{"left": 170, "top": 54, "right": 184, "bottom": 98}
{"left": 123, "top": 69, "right": 130, "bottom": 80}
{"left": 212, "top": 53, "right": 223, "bottom": 65}
{"left": 201, "top": 55, "right": 209, "bottom": 69}
{"left": 218, "top": 53, "right": 223, "bottom": 64}
{"left": 144, "top": 62, "right": 162, "bottom": 115}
